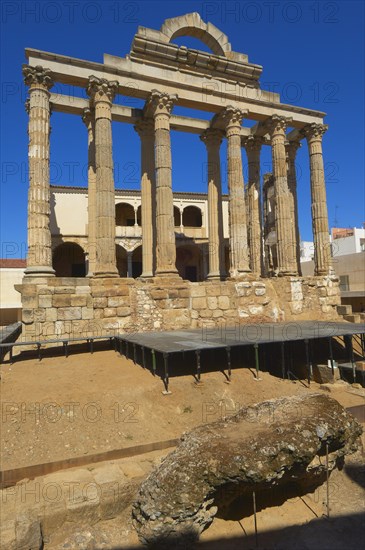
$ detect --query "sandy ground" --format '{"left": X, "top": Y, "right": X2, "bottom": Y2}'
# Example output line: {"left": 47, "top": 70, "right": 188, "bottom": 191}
{"left": 1, "top": 345, "right": 364, "bottom": 549}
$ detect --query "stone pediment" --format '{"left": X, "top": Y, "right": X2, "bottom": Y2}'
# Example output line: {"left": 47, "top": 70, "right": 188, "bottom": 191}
{"left": 130, "top": 13, "right": 262, "bottom": 87}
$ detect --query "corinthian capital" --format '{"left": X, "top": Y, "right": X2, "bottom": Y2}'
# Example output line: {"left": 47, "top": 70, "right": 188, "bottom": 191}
{"left": 82, "top": 107, "right": 94, "bottom": 128}
{"left": 23, "top": 65, "right": 54, "bottom": 90}
{"left": 241, "top": 135, "right": 265, "bottom": 153}
{"left": 301, "top": 123, "right": 328, "bottom": 142}
{"left": 86, "top": 76, "right": 118, "bottom": 103}
{"left": 200, "top": 128, "right": 224, "bottom": 148}
{"left": 285, "top": 139, "right": 301, "bottom": 159}
{"left": 265, "top": 114, "right": 292, "bottom": 136}
{"left": 218, "top": 106, "right": 247, "bottom": 129}
{"left": 144, "top": 90, "right": 178, "bottom": 118}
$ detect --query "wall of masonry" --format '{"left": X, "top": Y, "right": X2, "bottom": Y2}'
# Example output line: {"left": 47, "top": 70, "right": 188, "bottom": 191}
{"left": 17, "top": 276, "right": 341, "bottom": 341}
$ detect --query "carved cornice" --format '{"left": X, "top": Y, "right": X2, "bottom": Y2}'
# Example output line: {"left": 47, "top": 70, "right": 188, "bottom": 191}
{"left": 134, "top": 117, "right": 155, "bottom": 138}
{"left": 200, "top": 128, "right": 224, "bottom": 147}
{"left": 144, "top": 89, "right": 178, "bottom": 118}
{"left": 23, "top": 65, "right": 54, "bottom": 90}
{"left": 301, "top": 123, "right": 328, "bottom": 141}
{"left": 265, "top": 114, "right": 292, "bottom": 136}
{"left": 86, "top": 75, "right": 118, "bottom": 103}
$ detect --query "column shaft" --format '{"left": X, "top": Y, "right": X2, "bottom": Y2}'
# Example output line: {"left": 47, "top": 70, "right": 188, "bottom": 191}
{"left": 267, "top": 116, "right": 297, "bottom": 276}
{"left": 135, "top": 119, "right": 155, "bottom": 277}
{"left": 145, "top": 91, "right": 178, "bottom": 276}
{"left": 302, "top": 124, "right": 331, "bottom": 275}
{"left": 223, "top": 107, "right": 250, "bottom": 277}
{"left": 243, "top": 136, "right": 263, "bottom": 275}
{"left": 83, "top": 108, "right": 97, "bottom": 276}
{"left": 286, "top": 140, "right": 302, "bottom": 275}
{"left": 87, "top": 76, "right": 118, "bottom": 277}
{"left": 23, "top": 65, "right": 55, "bottom": 276}
{"left": 201, "top": 129, "right": 225, "bottom": 279}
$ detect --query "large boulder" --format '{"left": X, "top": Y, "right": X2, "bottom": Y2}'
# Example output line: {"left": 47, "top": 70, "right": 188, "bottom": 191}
{"left": 132, "top": 393, "right": 362, "bottom": 547}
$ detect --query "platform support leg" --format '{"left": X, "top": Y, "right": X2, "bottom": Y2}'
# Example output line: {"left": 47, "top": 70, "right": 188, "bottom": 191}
{"left": 328, "top": 337, "right": 335, "bottom": 377}
{"left": 162, "top": 352, "right": 171, "bottom": 395}
{"left": 133, "top": 343, "right": 137, "bottom": 365}
{"left": 254, "top": 343, "right": 260, "bottom": 380}
{"left": 345, "top": 334, "right": 356, "bottom": 383}
{"left": 281, "top": 342, "right": 285, "bottom": 379}
{"left": 142, "top": 346, "right": 146, "bottom": 369}
{"left": 304, "top": 339, "right": 312, "bottom": 386}
{"left": 151, "top": 349, "right": 156, "bottom": 376}
{"left": 195, "top": 350, "right": 202, "bottom": 384}
{"left": 226, "top": 346, "right": 231, "bottom": 383}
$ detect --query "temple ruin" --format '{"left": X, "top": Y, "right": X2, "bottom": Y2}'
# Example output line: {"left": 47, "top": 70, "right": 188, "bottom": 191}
{"left": 18, "top": 13, "right": 341, "bottom": 341}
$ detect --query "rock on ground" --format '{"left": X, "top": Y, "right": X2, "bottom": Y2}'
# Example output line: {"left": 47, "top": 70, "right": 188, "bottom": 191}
{"left": 132, "top": 393, "right": 362, "bottom": 547}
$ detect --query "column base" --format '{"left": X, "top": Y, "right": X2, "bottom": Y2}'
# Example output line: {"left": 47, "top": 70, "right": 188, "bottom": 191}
{"left": 24, "top": 266, "right": 55, "bottom": 277}
{"left": 277, "top": 270, "right": 299, "bottom": 277}
{"left": 207, "top": 272, "right": 221, "bottom": 280}
{"left": 93, "top": 271, "right": 119, "bottom": 278}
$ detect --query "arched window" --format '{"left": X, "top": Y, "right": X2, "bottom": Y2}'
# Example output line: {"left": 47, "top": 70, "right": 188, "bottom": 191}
{"left": 182, "top": 206, "right": 202, "bottom": 228}
{"left": 115, "top": 203, "right": 135, "bottom": 226}
{"left": 53, "top": 242, "right": 86, "bottom": 277}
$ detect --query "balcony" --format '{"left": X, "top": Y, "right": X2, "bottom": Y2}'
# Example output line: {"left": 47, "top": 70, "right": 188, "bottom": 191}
{"left": 116, "top": 225, "right": 142, "bottom": 237}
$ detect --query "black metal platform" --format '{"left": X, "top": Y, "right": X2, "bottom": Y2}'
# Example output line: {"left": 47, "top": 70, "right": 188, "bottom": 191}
{"left": 116, "top": 321, "right": 365, "bottom": 392}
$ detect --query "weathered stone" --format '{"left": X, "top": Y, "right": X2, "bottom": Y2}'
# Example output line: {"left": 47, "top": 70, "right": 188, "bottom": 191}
{"left": 82, "top": 307, "right": 94, "bottom": 320}
{"left": 133, "top": 394, "right": 362, "bottom": 547}
{"left": 104, "top": 308, "right": 117, "bottom": 318}
{"left": 53, "top": 294, "right": 72, "bottom": 307}
{"left": 71, "top": 294, "right": 88, "bottom": 306}
{"left": 192, "top": 297, "right": 207, "bottom": 309}
{"left": 57, "top": 307, "right": 82, "bottom": 321}
{"left": 38, "top": 294, "right": 52, "bottom": 308}
{"left": 218, "top": 295, "right": 230, "bottom": 310}
{"left": 117, "top": 307, "right": 131, "bottom": 317}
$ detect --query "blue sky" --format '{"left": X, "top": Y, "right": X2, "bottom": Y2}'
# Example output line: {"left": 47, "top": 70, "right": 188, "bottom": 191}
{"left": 1, "top": 0, "right": 364, "bottom": 259}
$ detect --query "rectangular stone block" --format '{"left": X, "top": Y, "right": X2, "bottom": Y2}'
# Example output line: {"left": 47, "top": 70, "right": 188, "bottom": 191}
{"left": 190, "top": 285, "right": 206, "bottom": 297}
{"left": 20, "top": 284, "right": 37, "bottom": 296}
{"left": 150, "top": 289, "right": 168, "bottom": 300}
{"left": 71, "top": 295, "right": 88, "bottom": 307}
{"left": 172, "top": 298, "right": 189, "bottom": 308}
{"left": 108, "top": 296, "right": 128, "bottom": 307}
{"left": 82, "top": 307, "right": 94, "bottom": 320}
{"left": 39, "top": 295, "right": 52, "bottom": 308}
{"left": 33, "top": 308, "right": 46, "bottom": 322}
{"left": 93, "top": 297, "right": 107, "bottom": 308}
{"left": 218, "top": 296, "right": 230, "bottom": 310}
{"left": 57, "top": 307, "right": 82, "bottom": 321}
{"left": 54, "top": 287, "right": 74, "bottom": 294}
{"left": 337, "top": 304, "right": 352, "bottom": 315}
{"left": 117, "top": 307, "right": 132, "bottom": 317}
{"left": 207, "top": 296, "right": 218, "bottom": 310}
{"left": 53, "top": 295, "right": 72, "bottom": 307}
{"left": 22, "top": 295, "right": 38, "bottom": 308}
{"left": 104, "top": 308, "right": 117, "bottom": 318}
{"left": 206, "top": 285, "right": 220, "bottom": 296}
{"left": 192, "top": 297, "right": 207, "bottom": 309}
{"left": 45, "top": 308, "right": 57, "bottom": 322}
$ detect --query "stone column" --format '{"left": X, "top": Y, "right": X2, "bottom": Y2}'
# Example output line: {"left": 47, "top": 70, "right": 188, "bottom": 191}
{"left": 223, "top": 107, "right": 250, "bottom": 277}
{"left": 242, "top": 135, "right": 264, "bottom": 276}
{"left": 302, "top": 123, "right": 331, "bottom": 275}
{"left": 134, "top": 119, "right": 155, "bottom": 278}
{"left": 23, "top": 65, "right": 55, "bottom": 276}
{"left": 82, "top": 108, "right": 97, "bottom": 277}
{"left": 286, "top": 140, "right": 302, "bottom": 275}
{"left": 86, "top": 76, "right": 119, "bottom": 277}
{"left": 200, "top": 128, "right": 225, "bottom": 279}
{"left": 145, "top": 90, "right": 178, "bottom": 276}
{"left": 266, "top": 115, "right": 297, "bottom": 276}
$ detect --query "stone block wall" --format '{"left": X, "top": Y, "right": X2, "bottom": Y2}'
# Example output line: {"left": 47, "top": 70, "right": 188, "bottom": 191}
{"left": 16, "top": 275, "right": 341, "bottom": 342}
